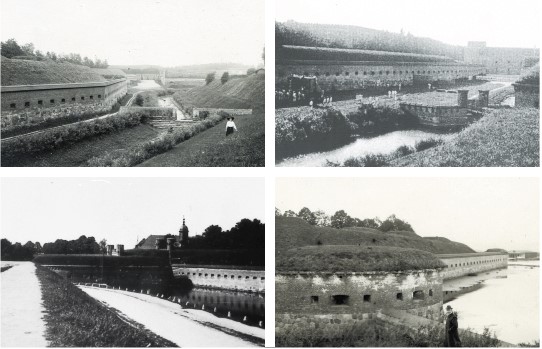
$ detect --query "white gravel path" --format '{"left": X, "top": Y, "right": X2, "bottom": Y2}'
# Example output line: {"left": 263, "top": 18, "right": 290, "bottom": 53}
{"left": 1, "top": 262, "right": 48, "bottom": 347}
{"left": 79, "top": 285, "right": 264, "bottom": 347}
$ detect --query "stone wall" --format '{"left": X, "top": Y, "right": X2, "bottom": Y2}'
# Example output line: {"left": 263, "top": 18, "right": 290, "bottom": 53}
{"left": 172, "top": 265, "right": 265, "bottom": 293}
{"left": 437, "top": 252, "right": 508, "bottom": 280}
{"left": 192, "top": 108, "right": 252, "bottom": 117}
{"left": 400, "top": 103, "right": 471, "bottom": 129}
{"left": 276, "top": 60, "right": 486, "bottom": 91}
{"left": 513, "top": 83, "right": 540, "bottom": 108}
{"left": 1, "top": 79, "right": 127, "bottom": 129}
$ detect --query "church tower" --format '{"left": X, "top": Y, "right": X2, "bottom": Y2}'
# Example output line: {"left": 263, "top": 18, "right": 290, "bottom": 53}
{"left": 179, "top": 216, "right": 189, "bottom": 246}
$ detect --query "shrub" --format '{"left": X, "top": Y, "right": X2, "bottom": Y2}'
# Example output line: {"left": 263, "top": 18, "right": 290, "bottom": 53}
{"left": 221, "top": 71, "right": 229, "bottom": 84}
{"left": 134, "top": 94, "right": 144, "bottom": 106}
{"left": 205, "top": 72, "right": 215, "bottom": 85}
{"left": 415, "top": 137, "right": 444, "bottom": 152}
{"left": 395, "top": 145, "right": 415, "bottom": 157}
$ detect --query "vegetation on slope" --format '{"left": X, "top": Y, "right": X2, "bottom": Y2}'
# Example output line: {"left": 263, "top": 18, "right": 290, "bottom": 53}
{"left": 277, "top": 245, "right": 445, "bottom": 272}
{"left": 391, "top": 108, "right": 540, "bottom": 167}
{"left": 173, "top": 73, "right": 264, "bottom": 109}
{"left": 35, "top": 265, "right": 177, "bottom": 347}
{"left": 1, "top": 57, "right": 106, "bottom": 85}
{"left": 516, "top": 63, "right": 540, "bottom": 85}
{"left": 275, "top": 217, "right": 475, "bottom": 256}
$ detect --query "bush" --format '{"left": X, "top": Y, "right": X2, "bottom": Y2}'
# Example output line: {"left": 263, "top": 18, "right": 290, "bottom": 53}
{"left": 221, "top": 71, "right": 229, "bottom": 84}
{"left": 86, "top": 112, "right": 227, "bottom": 167}
{"left": 205, "top": 72, "right": 215, "bottom": 85}
{"left": 415, "top": 138, "right": 444, "bottom": 152}
{"left": 134, "top": 94, "right": 144, "bottom": 106}
{"left": 395, "top": 145, "right": 416, "bottom": 157}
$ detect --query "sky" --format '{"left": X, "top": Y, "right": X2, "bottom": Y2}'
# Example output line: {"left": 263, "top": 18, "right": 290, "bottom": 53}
{"left": 0, "top": 0, "right": 264, "bottom": 67}
{"left": 276, "top": 0, "right": 541, "bottom": 49}
{"left": 276, "top": 177, "right": 539, "bottom": 252}
{"left": 1, "top": 177, "right": 265, "bottom": 249}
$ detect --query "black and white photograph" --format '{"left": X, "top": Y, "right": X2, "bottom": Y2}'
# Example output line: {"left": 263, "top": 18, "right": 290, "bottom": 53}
{"left": 0, "top": 0, "right": 265, "bottom": 167}
{"left": 275, "top": 177, "right": 539, "bottom": 347}
{"left": 275, "top": 0, "right": 540, "bottom": 167}
{"left": 1, "top": 177, "right": 265, "bottom": 347}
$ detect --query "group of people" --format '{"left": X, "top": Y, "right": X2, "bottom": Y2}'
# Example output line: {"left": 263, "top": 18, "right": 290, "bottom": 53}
{"left": 275, "top": 88, "right": 311, "bottom": 106}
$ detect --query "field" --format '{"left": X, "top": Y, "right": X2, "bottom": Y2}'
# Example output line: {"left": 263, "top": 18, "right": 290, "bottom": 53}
{"left": 35, "top": 265, "right": 177, "bottom": 347}
{"left": 1, "top": 58, "right": 106, "bottom": 85}
{"left": 138, "top": 110, "right": 265, "bottom": 167}
{"left": 391, "top": 108, "right": 540, "bottom": 167}
{"left": 275, "top": 217, "right": 475, "bottom": 257}
{"left": 3, "top": 124, "right": 161, "bottom": 167}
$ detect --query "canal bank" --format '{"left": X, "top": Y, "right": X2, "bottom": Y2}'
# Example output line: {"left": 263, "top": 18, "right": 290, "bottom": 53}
{"left": 79, "top": 285, "right": 265, "bottom": 347}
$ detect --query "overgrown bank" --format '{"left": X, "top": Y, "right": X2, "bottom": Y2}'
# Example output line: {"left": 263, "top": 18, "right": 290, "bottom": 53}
{"left": 35, "top": 264, "right": 177, "bottom": 347}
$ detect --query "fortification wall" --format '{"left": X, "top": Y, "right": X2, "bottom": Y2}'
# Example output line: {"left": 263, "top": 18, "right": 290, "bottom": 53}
{"left": 276, "top": 60, "right": 485, "bottom": 91}
{"left": 437, "top": 253, "right": 508, "bottom": 280}
{"left": 400, "top": 103, "right": 471, "bottom": 129}
{"left": 1, "top": 79, "right": 127, "bottom": 130}
{"left": 275, "top": 270, "right": 443, "bottom": 334}
{"left": 172, "top": 266, "right": 265, "bottom": 293}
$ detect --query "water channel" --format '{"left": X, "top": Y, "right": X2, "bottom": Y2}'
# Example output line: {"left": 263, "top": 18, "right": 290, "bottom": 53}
{"left": 277, "top": 130, "right": 456, "bottom": 167}
{"left": 443, "top": 262, "right": 539, "bottom": 345}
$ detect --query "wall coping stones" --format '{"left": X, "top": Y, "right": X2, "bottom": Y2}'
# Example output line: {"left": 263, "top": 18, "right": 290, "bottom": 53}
{"left": 1, "top": 78, "right": 127, "bottom": 92}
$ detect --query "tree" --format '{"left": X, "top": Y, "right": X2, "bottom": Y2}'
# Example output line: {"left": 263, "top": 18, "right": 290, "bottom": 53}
{"left": 21, "top": 43, "right": 35, "bottom": 56}
{"left": 298, "top": 207, "right": 317, "bottom": 225}
{"left": 330, "top": 210, "right": 352, "bottom": 229}
{"left": 275, "top": 207, "right": 282, "bottom": 217}
{"left": 379, "top": 214, "right": 414, "bottom": 232}
{"left": 247, "top": 68, "right": 256, "bottom": 75}
{"left": 221, "top": 72, "right": 230, "bottom": 84}
{"left": 99, "top": 239, "right": 107, "bottom": 254}
{"left": 1, "top": 38, "right": 25, "bottom": 58}
{"left": 283, "top": 210, "right": 297, "bottom": 217}
{"left": 313, "top": 210, "right": 331, "bottom": 227}
{"left": 135, "top": 94, "right": 144, "bottom": 106}
{"left": 205, "top": 72, "right": 216, "bottom": 85}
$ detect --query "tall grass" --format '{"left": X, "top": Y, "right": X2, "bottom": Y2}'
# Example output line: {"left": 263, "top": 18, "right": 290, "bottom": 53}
{"left": 35, "top": 264, "right": 177, "bottom": 347}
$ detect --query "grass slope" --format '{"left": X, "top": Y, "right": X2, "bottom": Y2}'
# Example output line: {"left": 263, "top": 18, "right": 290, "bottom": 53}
{"left": 277, "top": 245, "right": 445, "bottom": 272}
{"left": 275, "top": 217, "right": 475, "bottom": 257}
{"left": 4, "top": 124, "right": 161, "bottom": 167}
{"left": 138, "top": 111, "right": 264, "bottom": 167}
{"left": 391, "top": 108, "right": 540, "bottom": 167}
{"left": 174, "top": 73, "right": 265, "bottom": 109}
{"left": 1, "top": 58, "right": 106, "bottom": 85}
{"left": 35, "top": 265, "right": 176, "bottom": 347}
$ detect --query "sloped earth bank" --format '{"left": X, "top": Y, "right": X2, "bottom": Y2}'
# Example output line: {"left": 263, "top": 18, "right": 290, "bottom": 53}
{"left": 1, "top": 262, "right": 48, "bottom": 347}
{"left": 79, "top": 286, "right": 264, "bottom": 347}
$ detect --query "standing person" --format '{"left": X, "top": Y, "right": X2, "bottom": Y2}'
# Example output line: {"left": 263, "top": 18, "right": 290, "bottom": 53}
{"left": 225, "top": 117, "right": 237, "bottom": 136}
{"left": 444, "top": 305, "right": 461, "bottom": 347}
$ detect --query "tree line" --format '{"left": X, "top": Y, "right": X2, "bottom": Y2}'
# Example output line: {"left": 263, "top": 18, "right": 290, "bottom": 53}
{"left": 1, "top": 236, "right": 106, "bottom": 261}
{"left": 276, "top": 207, "right": 415, "bottom": 232}
{"left": 186, "top": 218, "right": 264, "bottom": 249}
{"left": 1, "top": 38, "right": 109, "bottom": 68}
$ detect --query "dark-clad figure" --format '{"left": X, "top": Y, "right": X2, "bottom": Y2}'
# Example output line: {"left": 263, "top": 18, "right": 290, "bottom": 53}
{"left": 444, "top": 305, "right": 461, "bottom": 347}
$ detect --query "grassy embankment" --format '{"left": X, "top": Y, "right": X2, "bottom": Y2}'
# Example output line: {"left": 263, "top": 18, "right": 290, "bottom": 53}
{"left": 138, "top": 109, "right": 265, "bottom": 167}
{"left": 275, "top": 217, "right": 475, "bottom": 257}
{"left": 276, "top": 319, "right": 504, "bottom": 347}
{"left": 35, "top": 264, "right": 177, "bottom": 347}
{"left": 125, "top": 248, "right": 265, "bottom": 267}
{"left": 1, "top": 57, "right": 106, "bottom": 85}
{"left": 390, "top": 108, "right": 539, "bottom": 166}
{"left": 173, "top": 73, "right": 265, "bottom": 110}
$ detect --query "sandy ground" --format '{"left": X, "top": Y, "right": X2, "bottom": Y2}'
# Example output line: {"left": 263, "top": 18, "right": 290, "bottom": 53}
{"left": 79, "top": 286, "right": 264, "bottom": 347}
{"left": 1, "top": 262, "right": 48, "bottom": 347}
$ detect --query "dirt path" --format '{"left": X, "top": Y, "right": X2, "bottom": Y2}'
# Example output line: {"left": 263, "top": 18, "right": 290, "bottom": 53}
{"left": 1, "top": 262, "right": 48, "bottom": 347}
{"left": 79, "top": 286, "right": 264, "bottom": 347}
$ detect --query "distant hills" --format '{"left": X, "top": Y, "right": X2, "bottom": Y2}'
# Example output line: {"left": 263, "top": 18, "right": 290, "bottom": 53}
{"left": 1, "top": 57, "right": 106, "bottom": 86}
{"left": 166, "top": 63, "right": 257, "bottom": 78}
{"left": 275, "top": 217, "right": 476, "bottom": 257}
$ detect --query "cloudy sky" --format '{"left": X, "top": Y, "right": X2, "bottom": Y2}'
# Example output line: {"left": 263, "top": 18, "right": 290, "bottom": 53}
{"left": 276, "top": 0, "right": 540, "bottom": 48}
{"left": 1, "top": 0, "right": 264, "bottom": 66}
{"left": 1, "top": 177, "right": 265, "bottom": 248}
{"left": 276, "top": 177, "right": 539, "bottom": 252}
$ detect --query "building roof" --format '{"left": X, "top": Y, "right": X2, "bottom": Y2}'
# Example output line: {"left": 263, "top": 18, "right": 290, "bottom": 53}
{"left": 276, "top": 245, "right": 445, "bottom": 273}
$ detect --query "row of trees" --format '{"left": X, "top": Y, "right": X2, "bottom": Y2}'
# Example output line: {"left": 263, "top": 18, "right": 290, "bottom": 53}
{"left": 187, "top": 218, "right": 265, "bottom": 249}
{"left": 276, "top": 207, "right": 415, "bottom": 232}
{"left": 205, "top": 71, "right": 230, "bottom": 85}
{"left": 1, "top": 239, "right": 42, "bottom": 261}
{"left": 1, "top": 38, "right": 109, "bottom": 68}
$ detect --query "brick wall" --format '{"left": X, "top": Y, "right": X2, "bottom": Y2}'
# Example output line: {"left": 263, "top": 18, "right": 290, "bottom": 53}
{"left": 1, "top": 79, "right": 127, "bottom": 129}
{"left": 173, "top": 266, "right": 265, "bottom": 292}
{"left": 437, "top": 253, "right": 508, "bottom": 280}
{"left": 276, "top": 61, "right": 486, "bottom": 91}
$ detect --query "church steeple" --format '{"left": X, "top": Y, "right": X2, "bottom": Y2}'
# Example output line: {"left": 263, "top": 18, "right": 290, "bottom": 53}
{"left": 179, "top": 216, "right": 189, "bottom": 245}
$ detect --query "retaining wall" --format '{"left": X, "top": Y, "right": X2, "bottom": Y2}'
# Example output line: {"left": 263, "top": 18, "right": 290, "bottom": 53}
{"left": 172, "top": 265, "right": 265, "bottom": 293}
{"left": 437, "top": 252, "right": 508, "bottom": 280}
{"left": 400, "top": 103, "right": 471, "bottom": 128}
